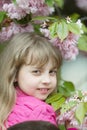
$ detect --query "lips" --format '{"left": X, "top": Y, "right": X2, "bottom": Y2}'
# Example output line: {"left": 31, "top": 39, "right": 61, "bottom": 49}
{"left": 37, "top": 88, "right": 49, "bottom": 94}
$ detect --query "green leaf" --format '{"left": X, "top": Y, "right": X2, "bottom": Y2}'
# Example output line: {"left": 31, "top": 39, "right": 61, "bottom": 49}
{"left": 45, "top": 0, "right": 54, "bottom": 6}
{"left": 75, "top": 102, "right": 87, "bottom": 124}
{"left": 57, "top": 21, "right": 68, "bottom": 41}
{"left": 58, "top": 81, "right": 75, "bottom": 97}
{"left": 63, "top": 81, "right": 75, "bottom": 92}
{"left": 70, "top": 13, "right": 80, "bottom": 21}
{"left": 54, "top": 0, "right": 64, "bottom": 8}
{"left": 0, "top": 11, "right": 6, "bottom": 23}
{"left": 32, "top": 16, "right": 57, "bottom": 22}
{"left": 77, "top": 90, "right": 83, "bottom": 99}
{"left": 46, "top": 93, "right": 63, "bottom": 103}
{"left": 68, "top": 23, "right": 81, "bottom": 34}
{"left": 78, "top": 35, "right": 87, "bottom": 52}
{"left": 12, "top": 0, "right": 17, "bottom": 4}
{"left": 52, "top": 97, "right": 65, "bottom": 110}
{"left": 58, "top": 124, "right": 66, "bottom": 130}
{"left": 49, "top": 22, "right": 58, "bottom": 38}
{"left": 61, "top": 101, "right": 77, "bottom": 114}
{"left": 82, "top": 24, "right": 87, "bottom": 33}
{"left": 33, "top": 24, "right": 41, "bottom": 34}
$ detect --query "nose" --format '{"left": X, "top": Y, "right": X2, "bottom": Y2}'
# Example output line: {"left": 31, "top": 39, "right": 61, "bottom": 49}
{"left": 41, "top": 73, "right": 51, "bottom": 84}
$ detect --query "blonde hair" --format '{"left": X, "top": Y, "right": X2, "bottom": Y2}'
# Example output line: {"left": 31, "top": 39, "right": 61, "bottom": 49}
{"left": 0, "top": 32, "right": 62, "bottom": 130}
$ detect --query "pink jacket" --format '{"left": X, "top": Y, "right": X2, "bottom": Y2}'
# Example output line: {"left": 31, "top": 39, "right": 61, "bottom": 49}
{"left": 7, "top": 88, "right": 57, "bottom": 127}
{"left": 67, "top": 128, "right": 78, "bottom": 130}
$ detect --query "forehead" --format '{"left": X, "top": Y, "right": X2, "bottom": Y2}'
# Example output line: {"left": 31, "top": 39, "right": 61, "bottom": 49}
{"left": 23, "top": 60, "right": 57, "bottom": 71}
{"left": 25, "top": 58, "right": 58, "bottom": 71}
{"left": 25, "top": 49, "right": 58, "bottom": 68}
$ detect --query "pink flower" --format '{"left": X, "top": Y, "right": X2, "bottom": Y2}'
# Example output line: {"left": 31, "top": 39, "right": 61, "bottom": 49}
{"left": 50, "top": 33, "right": 79, "bottom": 60}
{"left": 0, "top": 0, "right": 11, "bottom": 10}
{"left": 40, "top": 26, "right": 80, "bottom": 60}
{"left": 0, "top": 22, "right": 34, "bottom": 42}
{"left": 40, "top": 28, "right": 50, "bottom": 38}
{"left": 16, "top": 0, "right": 54, "bottom": 16}
{"left": 3, "top": 3, "right": 27, "bottom": 20}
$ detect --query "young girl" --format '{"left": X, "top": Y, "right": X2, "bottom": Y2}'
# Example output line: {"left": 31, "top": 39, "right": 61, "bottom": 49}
{"left": 0, "top": 32, "right": 62, "bottom": 130}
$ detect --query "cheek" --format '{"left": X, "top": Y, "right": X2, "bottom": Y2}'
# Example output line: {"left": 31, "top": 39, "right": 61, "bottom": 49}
{"left": 54, "top": 76, "right": 57, "bottom": 83}
{"left": 55, "top": 78, "right": 58, "bottom": 87}
{"left": 52, "top": 77, "right": 57, "bottom": 87}
{"left": 17, "top": 73, "right": 28, "bottom": 88}
{"left": 52, "top": 78, "right": 57, "bottom": 91}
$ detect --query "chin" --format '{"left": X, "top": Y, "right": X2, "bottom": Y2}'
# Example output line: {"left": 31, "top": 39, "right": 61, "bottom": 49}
{"left": 37, "top": 96, "right": 47, "bottom": 101}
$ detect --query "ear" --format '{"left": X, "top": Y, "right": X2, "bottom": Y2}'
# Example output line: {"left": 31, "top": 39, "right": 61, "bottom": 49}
{"left": 13, "top": 81, "right": 18, "bottom": 87}
{"left": 14, "top": 77, "right": 18, "bottom": 87}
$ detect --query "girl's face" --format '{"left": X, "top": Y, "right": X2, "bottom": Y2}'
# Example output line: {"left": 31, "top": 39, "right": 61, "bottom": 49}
{"left": 16, "top": 60, "right": 57, "bottom": 100}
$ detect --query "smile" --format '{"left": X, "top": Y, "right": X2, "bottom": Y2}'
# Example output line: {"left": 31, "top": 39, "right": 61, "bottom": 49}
{"left": 37, "top": 88, "right": 50, "bottom": 94}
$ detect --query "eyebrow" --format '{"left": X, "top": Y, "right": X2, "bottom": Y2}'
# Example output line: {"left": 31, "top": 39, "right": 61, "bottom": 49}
{"left": 40, "top": 66, "right": 58, "bottom": 70}
{"left": 28, "top": 64, "right": 58, "bottom": 70}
